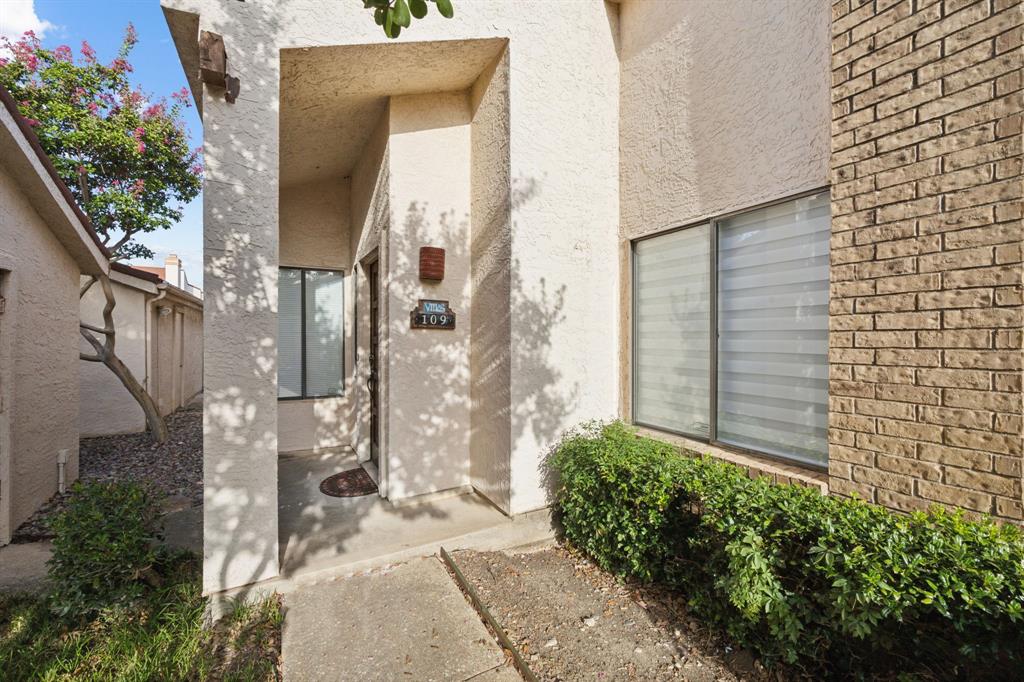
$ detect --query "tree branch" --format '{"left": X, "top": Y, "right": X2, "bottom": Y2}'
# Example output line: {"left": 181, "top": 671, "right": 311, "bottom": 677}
{"left": 98, "top": 274, "right": 117, "bottom": 356}
{"left": 80, "top": 275, "right": 97, "bottom": 299}
{"left": 80, "top": 351, "right": 104, "bottom": 362}
{"left": 80, "top": 322, "right": 114, "bottom": 335}
{"left": 79, "top": 326, "right": 106, "bottom": 358}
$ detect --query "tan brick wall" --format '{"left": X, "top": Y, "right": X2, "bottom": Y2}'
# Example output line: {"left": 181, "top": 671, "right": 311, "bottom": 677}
{"left": 830, "top": 0, "right": 1023, "bottom": 521}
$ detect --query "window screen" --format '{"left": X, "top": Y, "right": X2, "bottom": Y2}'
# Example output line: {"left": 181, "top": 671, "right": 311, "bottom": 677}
{"left": 278, "top": 267, "right": 345, "bottom": 399}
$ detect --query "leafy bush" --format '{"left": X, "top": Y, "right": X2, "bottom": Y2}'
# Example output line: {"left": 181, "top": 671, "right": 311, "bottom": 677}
{"left": 47, "top": 481, "right": 164, "bottom": 619}
{"left": 549, "top": 421, "right": 1024, "bottom": 677}
{"left": 2, "top": 553, "right": 283, "bottom": 681}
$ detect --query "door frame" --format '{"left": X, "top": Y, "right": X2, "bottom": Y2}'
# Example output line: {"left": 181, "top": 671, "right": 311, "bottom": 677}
{"left": 360, "top": 250, "right": 387, "bottom": 498}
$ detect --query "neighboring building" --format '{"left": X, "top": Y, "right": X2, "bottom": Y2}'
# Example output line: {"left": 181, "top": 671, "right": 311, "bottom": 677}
{"left": 135, "top": 253, "right": 204, "bottom": 299}
{"left": 79, "top": 262, "right": 203, "bottom": 437}
{"left": 0, "top": 87, "right": 109, "bottom": 546}
{"left": 161, "top": 0, "right": 1023, "bottom": 593}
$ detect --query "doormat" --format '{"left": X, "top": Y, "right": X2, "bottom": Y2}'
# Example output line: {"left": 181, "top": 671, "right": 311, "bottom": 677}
{"left": 319, "top": 468, "right": 378, "bottom": 498}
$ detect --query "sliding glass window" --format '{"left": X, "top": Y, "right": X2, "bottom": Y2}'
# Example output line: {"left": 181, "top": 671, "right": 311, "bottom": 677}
{"left": 279, "top": 267, "right": 345, "bottom": 399}
{"left": 633, "top": 225, "right": 711, "bottom": 438}
{"left": 632, "top": 191, "right": 830, "bottom": 468}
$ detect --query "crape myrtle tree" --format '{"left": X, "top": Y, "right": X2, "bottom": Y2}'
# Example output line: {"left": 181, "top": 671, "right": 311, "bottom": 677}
{"left": 0, "top": 27, "right": 202, "bottom": 443}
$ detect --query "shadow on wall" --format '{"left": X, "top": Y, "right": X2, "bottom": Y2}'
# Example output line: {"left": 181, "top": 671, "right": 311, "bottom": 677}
{"left": 278, "top": 174, "right": 578, "bottom": 576}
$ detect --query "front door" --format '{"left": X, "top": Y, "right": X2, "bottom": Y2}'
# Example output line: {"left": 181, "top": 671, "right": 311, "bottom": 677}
{"left": 367, "top": 260, "right": 380, "bottom": 469}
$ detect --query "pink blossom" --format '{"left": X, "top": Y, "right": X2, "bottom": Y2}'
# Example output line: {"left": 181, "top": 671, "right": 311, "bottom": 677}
{"left": 143, "top": 102, "right": 164, "bottom": 119}
{"left": 0, "top": 58, "right": 8, "bottom": 67}
{"left": 110, "top": 57, "right": 132, "bottom": 73}
{"left": 190, "top": 163, "right": 204, "bottom": 176}
{"left": 80, "top": 40, "right": 96, "bottom": 63}
{"left": 171, "top": 87, "right": 191, "bottom": 106}
{"left": 53, "top": 45, "right": 72, "bottom": 62}
{"left": 124, "top": 23, "right": 137, "bottom": 48}
{"left": 87, "top": 101, "right": 99, "bottom": 115}
{"left": 12, "top": 39, "right": 39, "bottom": 71}
{"left": 25, "top": 118, "right": 40, "bottom": 127}
{"left": 133, "top": 126, "right": 145, "bottom": 140}
{"left": 137, "top": 141, "right": 146, "bottom": 154}
{"left": 130, "top": 178, "right": 145, "bottom": 196}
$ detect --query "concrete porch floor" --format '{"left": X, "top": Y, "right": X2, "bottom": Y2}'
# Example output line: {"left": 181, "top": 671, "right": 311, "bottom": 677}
{"left": 278, "top": 449, "right": 549, "bottom": 581}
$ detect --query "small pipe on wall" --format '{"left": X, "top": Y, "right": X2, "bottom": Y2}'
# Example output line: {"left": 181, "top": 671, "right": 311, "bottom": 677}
{"left": 57, "top": 448, "right": 68, "bottom": 494}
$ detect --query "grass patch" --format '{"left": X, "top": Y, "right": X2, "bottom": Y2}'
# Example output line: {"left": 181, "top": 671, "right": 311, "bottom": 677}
{"left": 0, "top": 553, "right": 281, "bottom": 681}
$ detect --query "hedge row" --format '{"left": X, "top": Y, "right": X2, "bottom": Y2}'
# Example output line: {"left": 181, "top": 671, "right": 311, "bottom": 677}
{"left": 548, "top": 421, "right": 1024, "bottom": 678}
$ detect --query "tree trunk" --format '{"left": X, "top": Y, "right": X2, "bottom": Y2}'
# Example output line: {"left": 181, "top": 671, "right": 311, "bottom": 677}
{"left": 80, "top": 273, "right": 169, "bottom": 443}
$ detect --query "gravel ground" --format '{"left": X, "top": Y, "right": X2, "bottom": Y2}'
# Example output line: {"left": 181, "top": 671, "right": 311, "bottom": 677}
{"left": 452, "top": 546, "right": 781, "bottom": 682}
{"left": 12, "top": 404, "right": 202, "bottom": 542}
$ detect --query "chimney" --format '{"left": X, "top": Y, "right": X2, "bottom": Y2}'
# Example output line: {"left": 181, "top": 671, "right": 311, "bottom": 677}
{"left": 164, "top": 254, "right": 182, "bottom": 288}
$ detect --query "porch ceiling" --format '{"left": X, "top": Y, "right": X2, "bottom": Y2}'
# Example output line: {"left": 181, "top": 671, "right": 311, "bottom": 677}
{"left": 280, "top": 38, "right": 506, "bottom": 189}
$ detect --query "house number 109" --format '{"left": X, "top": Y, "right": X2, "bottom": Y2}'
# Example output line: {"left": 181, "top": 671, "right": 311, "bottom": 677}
{"left": 410, "top": 300, "right": 456, "bottom": 330}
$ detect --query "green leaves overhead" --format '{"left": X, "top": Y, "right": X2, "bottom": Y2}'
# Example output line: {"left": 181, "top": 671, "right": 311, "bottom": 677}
{"left": 435, "top": 0, "right": 454, "bottom": 19}
{"left": 360, "top": 0, "right": 453, "bottom": 39}
{"left": 409, "top": 0, "right": 428, "bottom": 20}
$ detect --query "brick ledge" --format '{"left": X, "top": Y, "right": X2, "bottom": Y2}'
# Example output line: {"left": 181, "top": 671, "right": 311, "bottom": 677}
{"left": 635, "top": 426, "right": 829, "bottom": 494}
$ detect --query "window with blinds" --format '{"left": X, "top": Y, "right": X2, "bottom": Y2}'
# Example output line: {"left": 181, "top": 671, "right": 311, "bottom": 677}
{"left": 632, "top": 191, "right": 830, "bottom": 467}
{"left": 633, "top": 225, "right": 711, "bottom": 437}
{"left": 278, "top": 267, "right": 345, "bottom": 399}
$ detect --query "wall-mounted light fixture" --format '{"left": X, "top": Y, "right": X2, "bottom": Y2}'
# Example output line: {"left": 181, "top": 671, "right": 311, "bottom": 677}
{"left": 419, "top": 247, "right": 445, "bottom": 282}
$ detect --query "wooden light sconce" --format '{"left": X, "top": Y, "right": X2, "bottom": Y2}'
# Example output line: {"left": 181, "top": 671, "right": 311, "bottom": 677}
{"left": 419, "top": 247, "right": 445, "bottom": 282}
{"left": 199, "top": 31, "right": 240, "bottom": 103}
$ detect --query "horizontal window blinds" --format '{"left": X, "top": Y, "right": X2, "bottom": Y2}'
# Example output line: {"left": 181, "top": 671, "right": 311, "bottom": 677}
{"left": 278, "top": 268, "right": 303, "bottom": 398}
{"left": 716, "top": 192, "right": 830, "bottom": 466}
{"left": 304, "top": 270, "right": 345, "bottom": 397}
{"left": 633, "top": 225, "right": 711, "bottom": 437}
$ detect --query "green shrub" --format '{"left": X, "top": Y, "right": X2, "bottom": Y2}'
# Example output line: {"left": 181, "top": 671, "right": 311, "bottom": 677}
{"left": 47, "top": 481, "right": 164, "bottom": 620}
{"left": 549, "top": 421, "right": 1024, "bottom": 677}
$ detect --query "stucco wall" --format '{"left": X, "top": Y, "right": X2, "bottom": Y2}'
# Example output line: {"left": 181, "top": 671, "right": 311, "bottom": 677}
{"left": 617, "top": 0, "right": 831, "bottom": 423}
{"left": 0, "top": 164, "right": 81, "bottom": 541}
{"left": 278, "top": 178, "right": 354, "bottom": 453}
{"left": 162, "top": 0, "right": 622, "bottom": 591}
{"left": 79, "top": 278, "right": 149, "bottom": 436}
{"left": 386, "top": 91, "right": 473, "bottom": 500}
{"left": 469, "top": 47, "right": 512, "bottom": 513}
{"left": 618, "top": 0, "right": 831, "bottom": 241}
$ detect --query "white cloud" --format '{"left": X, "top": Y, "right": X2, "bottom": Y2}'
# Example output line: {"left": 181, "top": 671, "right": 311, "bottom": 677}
{"left": 0, "top": 1, "right": 56, "bottom": 41}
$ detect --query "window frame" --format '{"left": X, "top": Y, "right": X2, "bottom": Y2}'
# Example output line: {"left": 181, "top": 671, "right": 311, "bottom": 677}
{"left": 630, "top": 187, "right": 830, "bottom": 472}
{"left": 278, "top": 266, "right": 346, "bottom": 401}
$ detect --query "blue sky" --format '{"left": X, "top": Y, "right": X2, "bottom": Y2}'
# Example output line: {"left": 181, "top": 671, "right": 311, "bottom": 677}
{"left": 1, "top": 1, "right": 204, "bottom": 287}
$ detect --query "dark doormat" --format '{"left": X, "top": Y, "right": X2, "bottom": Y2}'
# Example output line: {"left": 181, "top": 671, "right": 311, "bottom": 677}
{"left": 319, "top": 468, "right": 378, "bottom": 498}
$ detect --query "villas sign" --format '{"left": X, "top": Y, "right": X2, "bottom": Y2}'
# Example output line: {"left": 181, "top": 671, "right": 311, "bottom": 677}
{"left": 410, "top": 299, "right": 456, "bottom": 330}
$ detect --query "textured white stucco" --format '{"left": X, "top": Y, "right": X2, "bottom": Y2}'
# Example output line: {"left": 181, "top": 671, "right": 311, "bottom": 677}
{"left": 619, "top": 0, "right": 831, "bottom": 240}
{"left": 0, "top": 164, "right": 81, "bottom": 542}
{"left": 386, "top": 91, "right": 473, "bottom": 501}
{"left": 469, "top": 47, "right": 512, "bottom": 513}
{"left": 162, "top": 0, "right": 622, "bottom": 590}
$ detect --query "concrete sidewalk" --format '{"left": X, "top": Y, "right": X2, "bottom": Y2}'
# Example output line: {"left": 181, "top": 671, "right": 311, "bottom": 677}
{"left": 0, "top": 542, "right": 52, "bottom": 593}
{"left": 281, "top": 556, "right": 520, "bottom": 681}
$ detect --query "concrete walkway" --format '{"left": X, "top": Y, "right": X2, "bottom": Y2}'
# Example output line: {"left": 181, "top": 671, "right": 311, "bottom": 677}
{"left": 282, "top": 556, "right": 520, "bottom": 681}
{"left": 0, "top": 542, "right": 52, "bottom": 593}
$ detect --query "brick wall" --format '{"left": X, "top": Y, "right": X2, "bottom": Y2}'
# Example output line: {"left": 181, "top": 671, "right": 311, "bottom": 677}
{"left": 829, "top": 0, "right": 1023, "bottom": 521}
